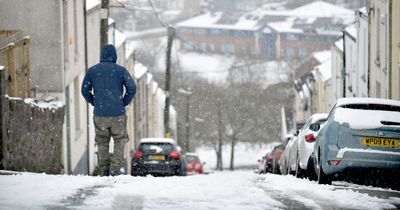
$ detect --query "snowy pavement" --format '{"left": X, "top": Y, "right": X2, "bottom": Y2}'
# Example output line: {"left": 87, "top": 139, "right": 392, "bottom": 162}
{"left": 0, "top": 171, "right": 399, "bottom": 210}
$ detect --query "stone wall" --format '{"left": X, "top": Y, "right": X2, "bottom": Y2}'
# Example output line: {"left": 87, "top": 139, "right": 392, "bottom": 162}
{"left": 2, "top": 97, "right": 64, "bottom": 174}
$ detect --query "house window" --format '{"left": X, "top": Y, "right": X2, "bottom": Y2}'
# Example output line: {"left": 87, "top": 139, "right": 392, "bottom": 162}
{"left": 210, "top": 29, "right": 221, "bottom": 35}
{"left": 184, "top": 41, "right": 193, "bottom": 50}
{"left": 299, "top": 48, "right": 306, "bottom": 57}
{"left": 193, "top": 28, "right": 207, "bottom": 35}
{"left": 208, "top": 43, "right": 215, "bottom": 52}
{"left": 286, "top": 48, "right": 294, "bottom": 58}
{"left": 200, "top": 42, "right": 207, "bottom": 53}
{"left": 221, "top": 43, "right": 235, "bottom": 54}
{"left": 286, "top": 34, "right": 298, "bottom": 41}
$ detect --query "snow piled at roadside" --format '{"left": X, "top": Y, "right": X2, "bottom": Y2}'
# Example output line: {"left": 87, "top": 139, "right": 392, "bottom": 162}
{"left": 0, "top": 173, "right": 105, "bottom": 209}
{"left": 259, "top": 174, "right": 397, "bottom": 210}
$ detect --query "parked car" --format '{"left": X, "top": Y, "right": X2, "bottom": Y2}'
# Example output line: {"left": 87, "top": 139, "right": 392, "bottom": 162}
{"left": 184, "top": 153, "right": 205, "bottom": 174}
{"left": 131, "top": 138, "right": 184, "bottom": 176}
{"left": 295, "top": 113, "right": 328, "bottom": 179}
{"left": 271, "top": 144, "right": 285, "bottom": 174}
{"left": 279, "top": 134, "right": 296, "bottom": 175}
{"left": 311, "top": 98, "right": 400, "bottom": 186}
{"left": 258, "top": 152, "right": 270, "bottom": 174}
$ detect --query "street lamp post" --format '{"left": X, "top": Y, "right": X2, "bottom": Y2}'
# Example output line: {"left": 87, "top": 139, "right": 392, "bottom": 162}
{"left": 178, "top": 88, "right": 192, "bottom": 152}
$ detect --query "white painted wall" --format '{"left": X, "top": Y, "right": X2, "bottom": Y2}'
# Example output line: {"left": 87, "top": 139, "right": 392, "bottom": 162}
{"left": 356, "top": 10, "right": 369, "bottom": 97}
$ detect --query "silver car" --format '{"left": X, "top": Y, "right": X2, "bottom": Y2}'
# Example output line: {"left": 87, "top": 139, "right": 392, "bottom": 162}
{"left": 311, "top": 98, "right": 400, "bottom": 185}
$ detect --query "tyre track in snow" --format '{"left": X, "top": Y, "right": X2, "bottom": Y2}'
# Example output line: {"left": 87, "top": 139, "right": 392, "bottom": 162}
{"left": 46, "top": 184, "right": 110, "bottom": 210}
{"left": 254, "top": 176, "right": 351, "bottom": 210}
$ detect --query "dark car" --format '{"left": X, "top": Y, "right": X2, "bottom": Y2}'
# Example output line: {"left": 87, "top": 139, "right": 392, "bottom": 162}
{"left": 131, "top": 138, "right": 183, "bottom": 176}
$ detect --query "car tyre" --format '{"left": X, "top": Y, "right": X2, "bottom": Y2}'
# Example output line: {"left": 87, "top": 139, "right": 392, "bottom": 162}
{"left": 295, "top": 152, "right": 305, "bottom": 178}
{"left": 307, "top": 156, "right": 317, "bottom": 181}
{"left": 317, "top": 152, "right": 332, "bottom": 185}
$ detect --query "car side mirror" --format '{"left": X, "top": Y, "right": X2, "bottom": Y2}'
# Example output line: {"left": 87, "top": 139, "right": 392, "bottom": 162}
{"left": 310, "top": 123, "right": 320, "bottom": 132}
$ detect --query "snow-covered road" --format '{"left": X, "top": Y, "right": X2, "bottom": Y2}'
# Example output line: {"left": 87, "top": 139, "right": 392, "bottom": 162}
{"left": 0, "top": 170, "right": 399, "bottom": 210}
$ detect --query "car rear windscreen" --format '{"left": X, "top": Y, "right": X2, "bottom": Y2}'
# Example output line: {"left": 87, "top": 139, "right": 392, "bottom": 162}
{"left": 185, "top": 155, "right": 198, "bottom": 162}
{"left": 341, "top": 104, "right": 400, "bottom": 112}
{"left": 140, "top": 143, "right": 175, "bottom": 153}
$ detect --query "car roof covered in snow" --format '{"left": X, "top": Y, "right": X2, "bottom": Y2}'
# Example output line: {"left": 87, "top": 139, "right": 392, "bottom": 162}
{"left": 335, "top": 98, "right": 400, "bottom": 108}
{"left": 139, "top": 138, "right": 176, "bottom": 144}
{"left": 309, "top": 113, "right": 329, "bottom": 123}
{"left": 185, "top": 153, "right": 199, "bottom": 157}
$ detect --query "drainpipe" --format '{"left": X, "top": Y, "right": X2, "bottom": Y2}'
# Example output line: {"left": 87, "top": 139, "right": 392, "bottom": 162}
{"left": 342, "top": 31, "right": 346, "bottom": 98}
{"left": 83, "top": 0, "right": 90, "bottom": 175}
{"left": 388, "top": 0, "right": 392, "bottom": 98}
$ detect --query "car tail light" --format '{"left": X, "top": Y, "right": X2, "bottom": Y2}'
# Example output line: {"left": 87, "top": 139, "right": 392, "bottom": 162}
{"left": 169, "top": 151, "right": 180, "bottom": 159}
{"left": 305, "top": 134, "right": 316, "bottom": 143}
{"left": 133, "top": 151, "right": 143, "bottom": 159}
{"left": 328, "top": 160, "right": 341, "bottom": 166}
{"left": 267, "top": 156, "right": 273, "bottom": 161}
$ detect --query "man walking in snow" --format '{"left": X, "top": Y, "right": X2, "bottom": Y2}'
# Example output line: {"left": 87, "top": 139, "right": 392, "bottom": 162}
{"left": 81, "top": 44, "right": 136, "bottom": 176}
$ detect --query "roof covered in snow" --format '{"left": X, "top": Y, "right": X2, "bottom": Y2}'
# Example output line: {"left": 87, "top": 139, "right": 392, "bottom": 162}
{"left": 334, "top": 38, "right": 344, "bottom": 52}
{"left": 86, "top": 0, "right": 100, "bottom": 11}
{"left": 176, "top": 1, "right": 353, "bottom": 34}
{"left": 291, "top": 1, "right": 353, "bottom": 18}
{"left": 313, "top": 51, "right": 332, "bottom": 81}
{"left": 114, "top": 29, "right": 126, "bottom": 49}
{"left": 134, "top": 62, "right": 148, "bottom": 79}
{"left": 345, "top": 24, "right": 357, "bottom": 40}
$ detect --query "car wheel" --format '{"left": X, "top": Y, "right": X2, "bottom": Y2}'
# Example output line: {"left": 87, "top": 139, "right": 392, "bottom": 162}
{"left": 307, "top": 156, "right": 317, "bottom": 181}
{"left": 295, "top": 153, "right": 304, "bottom": 178}
{"left": 317, "top": 151, "right": 332, "bottom": 185}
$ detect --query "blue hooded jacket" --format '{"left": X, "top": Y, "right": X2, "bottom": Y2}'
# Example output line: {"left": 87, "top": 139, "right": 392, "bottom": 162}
{"left": 81, "top": 44, "right": 136, "bottom": 116}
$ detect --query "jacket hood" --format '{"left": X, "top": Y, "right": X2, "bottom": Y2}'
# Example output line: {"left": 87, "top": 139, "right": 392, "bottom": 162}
{"left": 100, "top": 44, "right": 117, "bottom": 63}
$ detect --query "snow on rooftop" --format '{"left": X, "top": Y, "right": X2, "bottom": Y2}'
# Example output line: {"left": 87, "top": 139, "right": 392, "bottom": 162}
{"left": 345, "top": 24, "right": 357, "bottom": 39}
{"left": 134, "top": 62, "right": 148, "bottom": 79}
{"left": 108, "top": 18, "right": 114, "bottom": 25}
{"left": 0, "top": 65, "right": 4, "bottom": 71}
{"left": 114, "top": 30, "right": 126, "bottom": 49}
{"left": 152, "top": 81, "right": 158, "bottom": 94}
{"left": 359, "top": 7, "right": 368, "bottom": 16}
{"left": 268, "top": 19, "right": 303, "bottom": 33}
{"left": 146, "top": 73, "right": 153, "bottom": 84}
{"left": 86, "top": 0, "right": 100, "bottom": 11}
{"left": 316, "top": 56, "right": 332, "bottom": 81}
{"left": 334, "top": 107, "right": 400, "bottom": 130}
{"left": 313, "top": 51, "right": 331, "bottom": 63}
{"left": 291, "top": 1, "right": 354, "bottom": 18}
{"left": 334, "top": 38, "right": 344, "bottom": 51}
{"left": 176, "top": 12, "right": 261, "bottom": 31}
